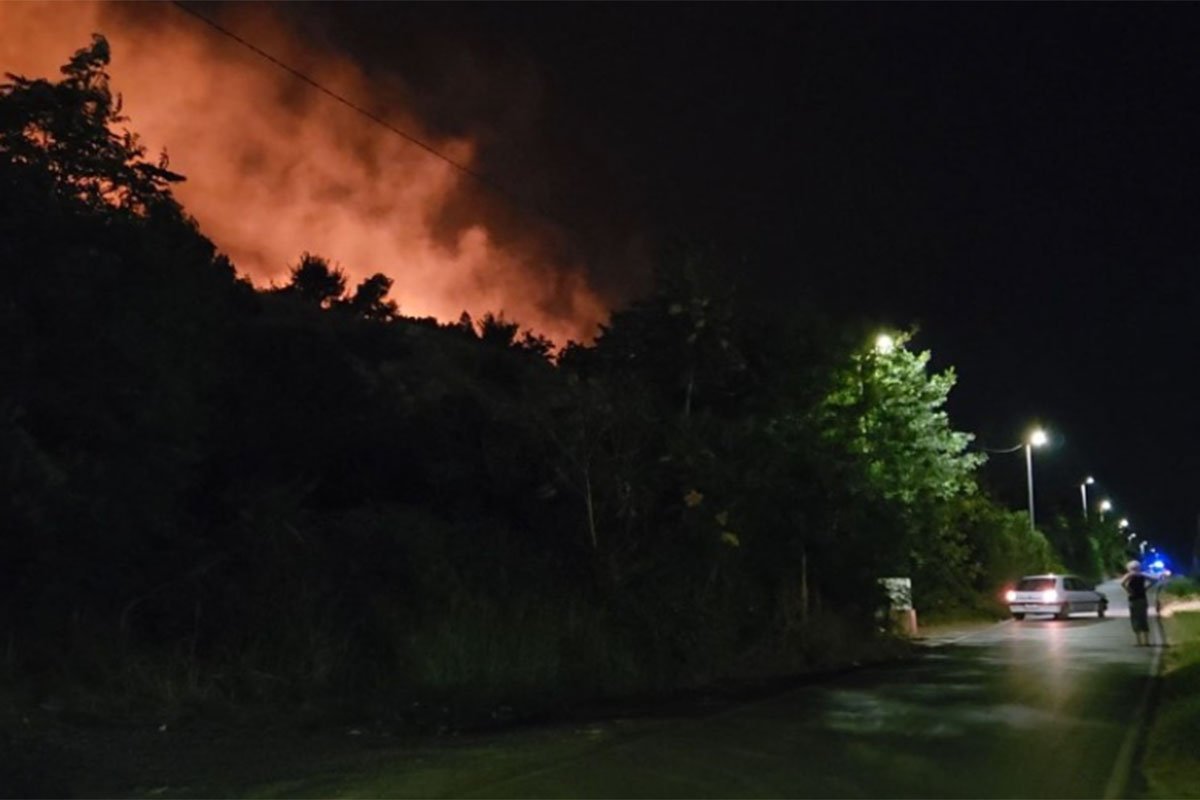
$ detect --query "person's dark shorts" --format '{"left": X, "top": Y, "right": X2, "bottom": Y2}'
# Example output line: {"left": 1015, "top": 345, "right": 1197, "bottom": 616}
{"left": 1129, "top": 597, "right": 1149, "bottom": 632}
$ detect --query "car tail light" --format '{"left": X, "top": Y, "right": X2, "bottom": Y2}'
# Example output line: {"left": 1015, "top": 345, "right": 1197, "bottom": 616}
{"left": 1041, "top": 589, "right": 1058, "bottom": 603}
{"left": 1004, "top": 590, "right": 1016, "bottom": 602}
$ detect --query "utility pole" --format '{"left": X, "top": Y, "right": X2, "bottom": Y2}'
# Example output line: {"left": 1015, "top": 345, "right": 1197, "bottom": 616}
{"left": 1025, "top": 443, "right": 1037, "bottom": 532}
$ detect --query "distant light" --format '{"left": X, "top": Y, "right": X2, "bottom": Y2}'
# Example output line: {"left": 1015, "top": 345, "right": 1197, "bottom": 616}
{"left": 1100, "top": 499, "right": 1113, "bottom": 512}
{"left": 1004, "top": 590, "right": 1017, "bottom": 602}
{"left": 874, "top": 334, "right": 896, "bottom": 354}
{"left": 1118, "top": 518, "right": 1130, "bottom": 529}
{"left": 1085, "top": 476, "right": 1095, "bottom": 485}
{"left": 1151, "top": 560, "right": 1165, "bottom": 571}
{"left": 1029, "top": 429, "right": 1049, "bottom": 447}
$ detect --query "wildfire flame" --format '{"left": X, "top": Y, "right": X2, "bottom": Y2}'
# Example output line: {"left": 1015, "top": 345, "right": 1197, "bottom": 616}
{"left": 0, "top": 2, "right": 607, "bottom": 344}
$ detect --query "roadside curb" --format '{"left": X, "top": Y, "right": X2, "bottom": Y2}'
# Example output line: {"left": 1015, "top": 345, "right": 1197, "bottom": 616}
{"left": 913, "top": 619, "right": 1011, "bottom": 648}
{"left": 1101, "top": 607, "right": 1167, "bottom": 799}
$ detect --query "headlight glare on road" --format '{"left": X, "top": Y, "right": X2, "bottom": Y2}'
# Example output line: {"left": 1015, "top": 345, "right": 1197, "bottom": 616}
{"left": 1004, "top": 590, "right": 1017, "bottom": 602}
{"left": 1040, "top": 589, "right": 1057, "bottom": 603}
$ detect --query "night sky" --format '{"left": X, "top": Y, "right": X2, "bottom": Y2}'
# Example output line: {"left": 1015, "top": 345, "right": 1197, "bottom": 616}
{"left": 221, "top": 4, "right": 1200, "bottom": 559}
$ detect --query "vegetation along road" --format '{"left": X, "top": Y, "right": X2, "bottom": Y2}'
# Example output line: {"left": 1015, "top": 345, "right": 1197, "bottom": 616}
{"left": 239, "top": 581, "right": 1160, "bottom": 799}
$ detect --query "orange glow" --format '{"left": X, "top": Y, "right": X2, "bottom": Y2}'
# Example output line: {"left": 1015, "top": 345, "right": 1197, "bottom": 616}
{"left": 0, "top": 2, "right": 606, "bottom": 345}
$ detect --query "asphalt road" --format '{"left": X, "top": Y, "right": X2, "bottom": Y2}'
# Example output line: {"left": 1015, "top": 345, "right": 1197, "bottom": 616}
{"left": 260, "top": 580, "right": 1164, "bottom": 799}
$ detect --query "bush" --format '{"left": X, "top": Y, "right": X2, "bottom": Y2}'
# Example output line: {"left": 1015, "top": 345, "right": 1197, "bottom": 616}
{"left": 1162, "top": 577, "right": 1200, "bottom": 600}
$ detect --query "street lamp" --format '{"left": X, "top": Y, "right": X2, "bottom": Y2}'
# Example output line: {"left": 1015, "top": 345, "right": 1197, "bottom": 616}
{"left": 1099, "top": 499, "right": 1112, "bottom": 522}
{"left": 1025, "top": 428, "right": 1048, "bottom": 532}
{"left": 1080, "top": 476, "right": 1095, "bottom": 519}
{"left": 1118, "top": 518, "right": 1129, "bottom": 529}
{"left": 874, "top": 333, "right": 896, "bottom": 355}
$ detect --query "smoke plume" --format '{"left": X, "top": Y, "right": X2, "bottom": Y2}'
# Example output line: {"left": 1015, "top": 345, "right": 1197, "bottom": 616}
{"left": 0, "top": 2, "right": 608, "bottom": 344}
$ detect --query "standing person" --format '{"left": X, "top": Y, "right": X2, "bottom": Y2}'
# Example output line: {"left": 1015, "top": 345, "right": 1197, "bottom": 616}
{"left": 1121, "top": 560, "right": 1156, "bottom": 646}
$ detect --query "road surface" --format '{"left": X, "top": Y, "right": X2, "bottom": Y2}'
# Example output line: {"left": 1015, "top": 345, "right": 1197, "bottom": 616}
{"left": 258, "top": 580, "right": 1163, "bottom": 799}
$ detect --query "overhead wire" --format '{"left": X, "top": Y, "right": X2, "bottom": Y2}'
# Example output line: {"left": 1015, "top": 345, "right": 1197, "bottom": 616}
{"left": 169, "top": 1, "right": 572, "bottom": 235}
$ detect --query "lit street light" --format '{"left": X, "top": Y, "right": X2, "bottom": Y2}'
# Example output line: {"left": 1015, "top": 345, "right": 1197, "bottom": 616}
{"left": 874, "top": 333, "right": 895, "bottom": 355}
{"left": 1025, "top": 428, "right": 1048, "bottom": 532}
{"left": 1099, "top": 498, "right": 1112, "bottom": 522}
{"left": 1118, "top": 518, "right": 1129, "bottom": 529}
{"left": 1080, "top": 476, "right": 1095, "bottom": 519}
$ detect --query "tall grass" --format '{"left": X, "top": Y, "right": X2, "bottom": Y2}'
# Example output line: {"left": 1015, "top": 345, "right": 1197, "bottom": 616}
{"left": 402, "top": 591, "right": 647, "bottom": 711}
{"left": 1141, "top": 612, "right": 1200, "bottom": 798}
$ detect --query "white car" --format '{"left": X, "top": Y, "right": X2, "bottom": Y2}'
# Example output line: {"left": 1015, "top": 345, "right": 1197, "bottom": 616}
{"left": 1005, "top": 574, "right": 1108, "bottom": 620}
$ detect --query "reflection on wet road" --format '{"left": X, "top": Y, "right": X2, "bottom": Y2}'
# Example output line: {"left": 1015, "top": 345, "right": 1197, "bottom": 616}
{"left": 268, "top": 581, "right": 1162, "bottom": 799}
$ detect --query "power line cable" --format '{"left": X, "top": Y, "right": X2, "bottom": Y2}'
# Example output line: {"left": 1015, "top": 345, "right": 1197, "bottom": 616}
{"left": 979, "top": 443, "right": 1025, "bottom": 454}
{"left": 169, "top": 1, "right": 570, "bottom": 233}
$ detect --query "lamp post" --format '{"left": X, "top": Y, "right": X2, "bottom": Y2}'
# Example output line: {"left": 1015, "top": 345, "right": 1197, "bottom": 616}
{"left": 1080, "top": 476, "right": 1095, "bottom": 519}
{"left": 1025, "top": 428, "right": 1048, "bottom": 532}
{"left": 1099, "top": 499, "right": 1112, "bottom": 523}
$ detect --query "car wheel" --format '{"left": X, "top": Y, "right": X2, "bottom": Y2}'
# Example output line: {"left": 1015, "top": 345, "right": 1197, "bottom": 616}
{"left": 1098, "top": 603, "right": 1106, "bottom": 619}
{"left": 1012, "top": 613, "right": 1025, "bottom": 621}
{"left": 1054, "top": 606, "right": 1070, "bottom": 620}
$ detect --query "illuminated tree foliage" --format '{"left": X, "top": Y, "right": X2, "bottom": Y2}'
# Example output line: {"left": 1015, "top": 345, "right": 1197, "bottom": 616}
{"left": 821, "top": 333, "right": 983, "bottom": 506}
{"left": 816, "top": 333, "right": 1042, "bottom": 611}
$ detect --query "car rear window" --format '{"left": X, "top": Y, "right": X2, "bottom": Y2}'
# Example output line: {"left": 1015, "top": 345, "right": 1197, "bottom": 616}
{"left": 1016, "top": 578, "right": 1056, "bottom": 591}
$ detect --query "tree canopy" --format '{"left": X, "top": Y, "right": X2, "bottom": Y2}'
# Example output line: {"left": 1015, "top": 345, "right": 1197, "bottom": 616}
{"left": 2, "top": 39, "right": 1081, "bottom": 716}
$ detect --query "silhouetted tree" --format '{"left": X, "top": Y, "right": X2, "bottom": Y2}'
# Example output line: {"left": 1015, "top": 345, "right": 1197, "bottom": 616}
{"left": 594, "top": 255, "right": 746, "bottom": 423}
{"left": 452, "top": 310, "right": 476, "bottom": 339}
{"left": 479, "top": 312, "right": 520, "bottom": 347}
{"left": 345, "top": 272, "right": 398, "bottom": 320}
{"left": 518, "top": 331, "right": 555, "bottom": 359}
{"left": 285, "top": 252, "right": 346, "bottom": 308}
{"left": 1, "top": 35, "right": 243, "bottom": 682}
{"left": 0, "top": 34, "right": 183, "bottom": 214}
